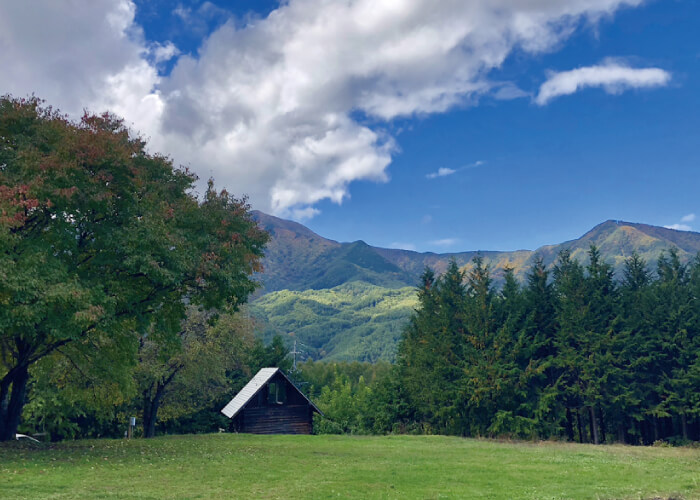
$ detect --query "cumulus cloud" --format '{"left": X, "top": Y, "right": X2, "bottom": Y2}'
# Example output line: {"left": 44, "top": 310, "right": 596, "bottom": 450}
{"left": 536, "top": 60, "right": 671, "bottom": 105}
{"left": 665, "top": 213, "right": 696, "bottom": 232}
{"left": 0, "top": 1, "right": 159, "bottom": 119}
{"left": 0, "top": 0, "right": 646, "bottom": 218}
{"left": 288, "top": 206, "right": 320, "bottom": 221}
{"left": 150, "top": 41, "right": 180, "bottom": 64}
{"left": 664, "top": 223, "right": 692, "bottom": 231}
{"left": 172, "top": 1, "right": 231, "bottom": 37}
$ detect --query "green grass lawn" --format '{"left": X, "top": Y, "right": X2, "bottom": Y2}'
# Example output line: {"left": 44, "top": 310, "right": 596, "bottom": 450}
{"left": 1, "top": 434, "right": 698, "bottom": 499}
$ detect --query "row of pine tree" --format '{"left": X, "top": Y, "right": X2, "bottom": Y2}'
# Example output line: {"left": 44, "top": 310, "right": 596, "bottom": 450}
{"left": 389, "top": 247, "right": 699, "bottom": 444}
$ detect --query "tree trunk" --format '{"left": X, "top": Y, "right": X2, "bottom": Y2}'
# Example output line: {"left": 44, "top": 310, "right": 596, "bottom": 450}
{"left": 681, "top": 414, "right": 688, "bottom": 441}
{"left": 589, "top": 406, "right": 600, "bottom": 445}
{"left": 598, "top": 405, "right": 606, "bottom": 443}
{"left": 0, "top": 375, "right": 11, "bottom": 423}
{"left": 142, "top": 390, "right": 153, "bottom": 438}
{"left": 0, "top": 374, "right": 13, "bottom": 441}
{"left": 565, "top": 407, "right": 574, "bottom": 442}
{"left": 142, "top": 386, "right": 163, "bottom": 439}
{"left": 642, "top": 419, "right": 651, "bottom": 445}
{"left": 576, "top": 409, "right": 584, "bottom": 443}
{"left": 653, "top": 416, "right": 659, "bottom": 442}
{"left": 635, "top": 420, "right": 643, "bottom": 445}
{"left": 617, "top": 420, "right": 625, "bottom": 444}
{"left": 142, "top": 369, "right": 178, "bottom": 438}
{"left": 143, "top": 397, "right": 159, "bottom": 439}
{"left": 0, "top": 365, "right": 30, "bottom": 441}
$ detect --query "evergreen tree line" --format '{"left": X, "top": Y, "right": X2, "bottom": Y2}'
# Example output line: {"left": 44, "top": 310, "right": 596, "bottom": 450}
{"left": 311, "top": 247, "right": 700, "bottom": 445}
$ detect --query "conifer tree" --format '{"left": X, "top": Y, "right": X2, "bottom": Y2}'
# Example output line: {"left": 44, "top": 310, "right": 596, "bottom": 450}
{"left": 652, "top": 249, "right": 694, "bottom": 442}
{"left": 614, "top": 253, "right": 653, "bottom": 443}
{"left": 460, "top": 256, "right": 497, "bottom": 435}
{"left": 487, "top": 267, "right": 538, "bottom": 438}
{"left": 581, "top": 245, "right": 616, "bottom": 444}
{"left": 552, "top": 249, "right": 587, "bottom": 441}
{"left": 433, "top": 260, "right": 467, "bottom": 433}
{"left": 520, "top": 256, "right": 560, "bottom": 438}
{"left": 397, "top": 267, "right": 441, "bottom": 429}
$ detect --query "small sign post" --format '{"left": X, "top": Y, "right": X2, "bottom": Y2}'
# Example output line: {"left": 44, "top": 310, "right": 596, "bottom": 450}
{"left": 127, "top": 417, "right": 136, "bottom": 439}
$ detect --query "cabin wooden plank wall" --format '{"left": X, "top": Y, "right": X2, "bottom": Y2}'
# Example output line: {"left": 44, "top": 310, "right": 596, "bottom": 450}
{"left": 238, "top": 406, "right": 313, "bottom": 434}
{"left": 231, "top": 371, "right": 316, "bottom": 434}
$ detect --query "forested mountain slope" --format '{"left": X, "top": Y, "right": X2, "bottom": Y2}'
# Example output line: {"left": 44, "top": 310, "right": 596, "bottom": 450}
{"left": 251, "top": 212, "right": 700, "bottom": 361}
{"left": 250, "top": 281, "right": 417, "bottom": 362}
{"left": 252, "top": 211, "right": 414, "bottom": 291}
{"left": 254, "top": 212, "right": 700, "bottom": 292}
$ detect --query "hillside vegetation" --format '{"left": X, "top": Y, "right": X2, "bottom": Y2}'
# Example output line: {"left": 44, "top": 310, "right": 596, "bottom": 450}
{"left": 255, "top": 212, "right": 700, "bottom": 291}
{"left": 251, "top": 281, "right": 417, "bottom": 361}
{"left": 252, "top": 213, "right": 700, "bottom": 362}
{"left": 253, "top": 211, "right": 414, "bottom": 291}
{"left": 1, "top": 434, "right": 698, "bottom": 499}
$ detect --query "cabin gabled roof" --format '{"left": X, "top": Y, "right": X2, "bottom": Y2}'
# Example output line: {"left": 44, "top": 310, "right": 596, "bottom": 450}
{"left": 220, "top": 367, "right": 322, "bottom": 419}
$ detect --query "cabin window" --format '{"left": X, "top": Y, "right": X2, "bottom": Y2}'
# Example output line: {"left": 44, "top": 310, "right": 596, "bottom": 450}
{"left": 267, "top": 382, "right": 286, "bottom": 404}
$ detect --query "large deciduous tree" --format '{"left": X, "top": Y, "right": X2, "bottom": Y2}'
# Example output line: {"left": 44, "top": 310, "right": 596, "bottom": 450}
{"left": 0, "top": 96, "right": 268, "bottom": 440}
{"left": 137, "top": 307, "right": 257, "bottom": 438}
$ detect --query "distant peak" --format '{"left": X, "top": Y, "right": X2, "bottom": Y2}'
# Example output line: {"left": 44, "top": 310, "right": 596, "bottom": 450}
{"left": 586, "top": 219, "right": 647, "bottom": 235}
{"left": 350, "top": 240, "right": 370, "bottom": 247}
{"left": 597, "top": 219, "right": 635, "bottom": 228}
{"left": 252, "top": 210, "right": 340, "bottom": 245}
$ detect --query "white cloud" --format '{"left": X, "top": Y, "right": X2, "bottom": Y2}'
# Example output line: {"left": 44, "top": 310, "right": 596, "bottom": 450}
{"left": 426, "top": 167, "right": 457, "bottom": 179}
{"left": 664, "top": 223, "right": 692, "bottom": 232}
{"left": 421, "top": 215, "right": 433, "bottom": 225}
{"left": 0, "top": 0, "right": 159, "bottom": 121}
{"left": 150, "top": 41, "right": 180, "bottom": 64}
{"left": 664, "top": 213, "right": 696, "bottom": 232}
{"left": 0, "top": 0, "right": 646, "bottom": 218}
{"left": 426, "top": 160, "right": 484, "bottom": 179}
{"left": 431, "top": 238, "right": 459, "bottom": 247}
{"left": 536, "top": 60, "right": 671, "bottom": 105}
{"left": 288, "top": 206, "right": 320, "bottom": 221}
{"left": 173, "top": 2, "right": 231, "bottom": 37}
{"left": 492, "top": 83, "right": 530, "bottom": 100}
{"left": 389, "top": 242, "right": 417, "bottom": 252}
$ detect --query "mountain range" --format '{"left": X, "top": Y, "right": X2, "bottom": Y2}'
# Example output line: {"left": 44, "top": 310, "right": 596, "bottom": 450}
{"left": 250, "top": 211, "right": 700, "bottom": 362}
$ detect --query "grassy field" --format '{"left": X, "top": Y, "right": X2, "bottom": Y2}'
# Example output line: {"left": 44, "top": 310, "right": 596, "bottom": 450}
{"left": 1, "top": 434, "right": 698, "bottom": 499}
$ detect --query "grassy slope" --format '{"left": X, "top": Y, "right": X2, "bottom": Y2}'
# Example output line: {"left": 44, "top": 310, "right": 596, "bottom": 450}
{"left": 1, "top": 434, "right": 698, "bottom": 499}
{"left": 251, "top": 281, "right": 418, "bottom": 362}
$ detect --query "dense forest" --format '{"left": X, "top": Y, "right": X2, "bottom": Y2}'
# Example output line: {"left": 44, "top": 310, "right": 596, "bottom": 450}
{"left": 252, "top": 211, "right": 700, "bottom": 364}
{"left": 309, "top": 248, "right": 700, "bottom": 445}
{"left": 251, "top": 281, "right": 417, "bottom": 362}
{"left": 2, "top": 97, "right": 697, "bottom": 446}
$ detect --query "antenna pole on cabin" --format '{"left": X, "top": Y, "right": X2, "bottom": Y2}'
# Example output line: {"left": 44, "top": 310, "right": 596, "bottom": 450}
{"left": 291, "top": 339, "right": 299, "bottom": 371}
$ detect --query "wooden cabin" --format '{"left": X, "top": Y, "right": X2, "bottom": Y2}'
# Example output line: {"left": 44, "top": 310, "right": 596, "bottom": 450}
{"left": 221, "top": 367, "right": 322, "bottom": 434}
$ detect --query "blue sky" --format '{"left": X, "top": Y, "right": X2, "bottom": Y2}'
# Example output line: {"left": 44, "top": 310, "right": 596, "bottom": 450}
{"left": 1, "top": 0, "right": 698, "bottom": 252}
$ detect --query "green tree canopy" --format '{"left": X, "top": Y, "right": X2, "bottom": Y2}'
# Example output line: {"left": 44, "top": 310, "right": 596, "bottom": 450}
{"left": 0, "top": 96, "right": 268, "bottom": 440}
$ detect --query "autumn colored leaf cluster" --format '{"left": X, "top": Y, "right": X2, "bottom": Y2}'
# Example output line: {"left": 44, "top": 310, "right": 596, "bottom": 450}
{"left": 0, "top": 95, "right": 268, "bottom": 440}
